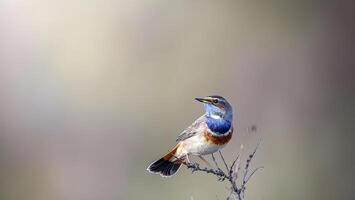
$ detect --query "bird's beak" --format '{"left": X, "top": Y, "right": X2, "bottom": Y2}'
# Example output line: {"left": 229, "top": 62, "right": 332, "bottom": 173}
{"left": 195, "top": 97, "right": 211, "bottom": 104}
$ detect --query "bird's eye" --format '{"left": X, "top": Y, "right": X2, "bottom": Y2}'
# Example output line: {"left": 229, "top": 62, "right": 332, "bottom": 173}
{"left": 212, "top": 99, "right": 219, "bottom": 104}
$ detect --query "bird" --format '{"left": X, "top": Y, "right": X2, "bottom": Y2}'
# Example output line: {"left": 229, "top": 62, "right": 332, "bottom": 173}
{"left": 147, "top": 95, "right": 233, "bottom": 177}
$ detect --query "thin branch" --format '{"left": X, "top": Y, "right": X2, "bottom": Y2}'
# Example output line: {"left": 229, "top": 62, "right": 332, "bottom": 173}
{"left": 219, "top": 150, "right": 229, "bottom": 172}
{"left": 212, "top": 153, "right": 222, "bottom": 171}
{"left": 229, "top": 155, "right": 239, "bottom": 178}
{"left": 242, "top": 141, "right": 260, "bottom": 185}
{"left": 240, "top": 141, "right": 261, "bottom": 198}
{"left": 184, "top": 162, "right": 227, "bottom": 181}
{"left": 245, "top": 166, "right": 264, "bottom": 184}
{"left": 183, "top": 142, "right": 262, "bottom": 200}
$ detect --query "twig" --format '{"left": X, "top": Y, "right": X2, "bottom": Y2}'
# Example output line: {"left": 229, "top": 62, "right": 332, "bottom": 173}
{"left": 245, "top": 167, "right": 264, "bottom": 184}
{"left": 184, "top": 162, "right": 227, "bottom": 181}
{"left": 211, "top": 153, "right": 222, "bottom": 171}
{"left": 219, "top": 150, "right": 230, "bottom": 172}
{"left": 183, "top": 142, "right": 262, "bottom": 200}
{"left": 240, "top": 141, "right": 263, "bottom": 198}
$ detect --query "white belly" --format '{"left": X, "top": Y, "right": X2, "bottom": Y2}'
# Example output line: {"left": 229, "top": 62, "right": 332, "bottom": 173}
{"left": 177, "top": 134, "right": 225, "bottom": 156}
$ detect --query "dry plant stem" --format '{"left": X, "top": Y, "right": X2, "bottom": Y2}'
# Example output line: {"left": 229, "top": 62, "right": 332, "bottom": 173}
{"left": 183, "top": 142, "right": 262, "bottom": 200}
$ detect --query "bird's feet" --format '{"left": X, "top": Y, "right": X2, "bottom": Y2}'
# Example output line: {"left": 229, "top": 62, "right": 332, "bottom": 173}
{"left": 183, "top": 159, "right": 200, "bottom": 172}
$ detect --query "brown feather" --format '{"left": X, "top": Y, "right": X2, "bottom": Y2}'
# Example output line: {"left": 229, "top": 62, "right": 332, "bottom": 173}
{"left": 163, "top": 143, "right": 180, "bottom": 160}
{"left": 203, "top": 128, "right": 233, "bottom": 145}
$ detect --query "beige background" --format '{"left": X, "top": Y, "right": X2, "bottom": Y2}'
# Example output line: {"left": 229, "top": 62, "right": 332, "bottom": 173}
{"left": 1, "top": 1, "right": 354, "bottom": 199}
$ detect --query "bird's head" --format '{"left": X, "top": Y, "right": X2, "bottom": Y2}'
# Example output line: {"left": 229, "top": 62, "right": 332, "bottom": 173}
{"left": 195, "top": 95, "right": 233, "bottom": 122}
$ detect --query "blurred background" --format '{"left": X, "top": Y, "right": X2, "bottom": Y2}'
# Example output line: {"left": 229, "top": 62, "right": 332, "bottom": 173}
{"left": 1, "top": 0, "right": 354, "bottom": 199}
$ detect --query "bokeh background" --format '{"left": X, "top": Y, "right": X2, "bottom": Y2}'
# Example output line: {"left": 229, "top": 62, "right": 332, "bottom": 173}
{"left": 1, "top": 0, "right": 354, "bottom": 200}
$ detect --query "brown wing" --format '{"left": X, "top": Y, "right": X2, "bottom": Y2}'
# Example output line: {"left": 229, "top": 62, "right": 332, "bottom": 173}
{"left": 176, "top": 115, "right": 206, "bottom": 142}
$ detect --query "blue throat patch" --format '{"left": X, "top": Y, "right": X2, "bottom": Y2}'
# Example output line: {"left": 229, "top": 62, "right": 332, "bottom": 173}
{"left": 203, "top": 102, "right": 233, "bottom": 134}
{"left": 206, "top": 117, "right": 231, "bottom": 134}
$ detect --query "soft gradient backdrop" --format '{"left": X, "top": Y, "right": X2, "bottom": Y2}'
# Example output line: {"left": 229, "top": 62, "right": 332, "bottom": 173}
{"left": 1, "top": 1, "right": 354, "bottom": 200}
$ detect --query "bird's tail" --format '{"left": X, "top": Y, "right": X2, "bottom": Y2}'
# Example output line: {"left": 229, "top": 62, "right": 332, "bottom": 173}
{"left": 147, "top": 144, "right": 183, "bottom": 177}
